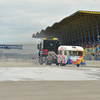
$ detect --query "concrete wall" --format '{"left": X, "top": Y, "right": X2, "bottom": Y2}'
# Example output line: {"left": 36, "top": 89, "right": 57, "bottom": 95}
{"left": 85, "top": 60, "right": 100, "bottom": 67}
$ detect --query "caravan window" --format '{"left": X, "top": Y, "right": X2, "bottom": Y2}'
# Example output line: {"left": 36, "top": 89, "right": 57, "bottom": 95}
{"left": 69, "top": 51, "right": 82, "bottom": 56}
{"left": 60, "top": 50, "right": 62, "bottom": 55}
{"left": 64, "top": 50, "right": 67, "bottom": 55}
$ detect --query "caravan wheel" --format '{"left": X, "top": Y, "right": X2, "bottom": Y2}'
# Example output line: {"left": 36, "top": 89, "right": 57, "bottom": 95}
{"left": 77, "top": 64, "right": 80, "bottom": 67}
{"left": 60, "top": 61, "right": 64, "bottom": 66}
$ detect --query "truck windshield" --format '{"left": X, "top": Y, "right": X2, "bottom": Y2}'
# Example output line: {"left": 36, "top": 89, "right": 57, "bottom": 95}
{"left": 69, "top": 51, "right": 83, "bottom": 56}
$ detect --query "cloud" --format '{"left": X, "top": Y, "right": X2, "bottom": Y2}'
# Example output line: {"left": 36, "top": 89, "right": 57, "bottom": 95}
{"left": 0, "top": 0, "right": 100, "bottom": 43}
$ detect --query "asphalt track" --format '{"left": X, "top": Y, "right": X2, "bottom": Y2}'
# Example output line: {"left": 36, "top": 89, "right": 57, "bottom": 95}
{"left": 0, "top": 60, "right": 100, "bottom": 100}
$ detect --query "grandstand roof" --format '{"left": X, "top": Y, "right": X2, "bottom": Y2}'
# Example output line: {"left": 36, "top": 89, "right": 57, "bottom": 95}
{"left": 32, "top": 10, "right": 100, "bottom": 38}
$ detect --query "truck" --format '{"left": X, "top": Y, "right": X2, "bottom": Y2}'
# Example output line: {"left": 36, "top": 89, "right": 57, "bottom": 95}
{"left": 37, "top": 37, "right": 60, "bottom": 65}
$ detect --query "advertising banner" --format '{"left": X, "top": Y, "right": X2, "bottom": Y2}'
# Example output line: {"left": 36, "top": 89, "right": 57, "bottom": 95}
{"left": 0, "top": 45, "right": 22, "bottom": 49}
{"left": 85, "top": 46, "right": 100, "bottom": 53}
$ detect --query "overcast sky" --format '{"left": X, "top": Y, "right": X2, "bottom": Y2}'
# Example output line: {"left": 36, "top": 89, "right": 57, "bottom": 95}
{"left": 0, "top": 0, "right": 100, "bottom": 44}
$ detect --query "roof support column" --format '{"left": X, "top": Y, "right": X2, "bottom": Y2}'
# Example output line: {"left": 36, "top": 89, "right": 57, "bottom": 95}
{"left": 91, "top": 18, "right": 95, "bottom": 46}
{"left": 61, "top": 29, "right": 64, "bottom": 45}
{"left": 68, "top": 27, "right": 71, "bottom": 45}
{"left": 95, "top": 16, "right": 100, "bottom": 45}
{"left": 59, "top": 31, "right": 62, "bottom": 45}
{"left": 58, "top": 33, "right": 60, "bottom": 41}
{"left": 54, "top": 33, "right": 56, "bottom": 38}
{"left": 87, "top": 20, "right": 91, "bottom": 46}
{"left": 55, "top": 32, "right": 59, "bottom": 40}
{"left": 66, "top": 29, "right": 69, "bottom": 45}
{"left": 57, "top": 32, "right": 59, "bottom": 40}
{"left": 63, "top": 29, "right": 66, "bottom": 45}
{"left": 70, "top": 26, "right": 74, "bottom": 45}
{"left": 76, "top": 24, "right": 80, "bottom": 46}
{"left": 83, "top": 20, "right": 87, "bottom": 46}
{"left": 95, "top": 16, "right": 99, "bottom": 36}
{"left": 79, "top": 23, "right": 83, "bottom": 47}
{"left": 73, "top": 25, "right": 77, "bottom": 46}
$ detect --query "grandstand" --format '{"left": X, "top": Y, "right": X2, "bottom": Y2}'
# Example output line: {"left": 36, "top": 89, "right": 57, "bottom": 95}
{"left": 32, "top": 10, "right": 100, "bottom": 60}
{"left": 33, "top": 10, "right": 100, "bottom": 47}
